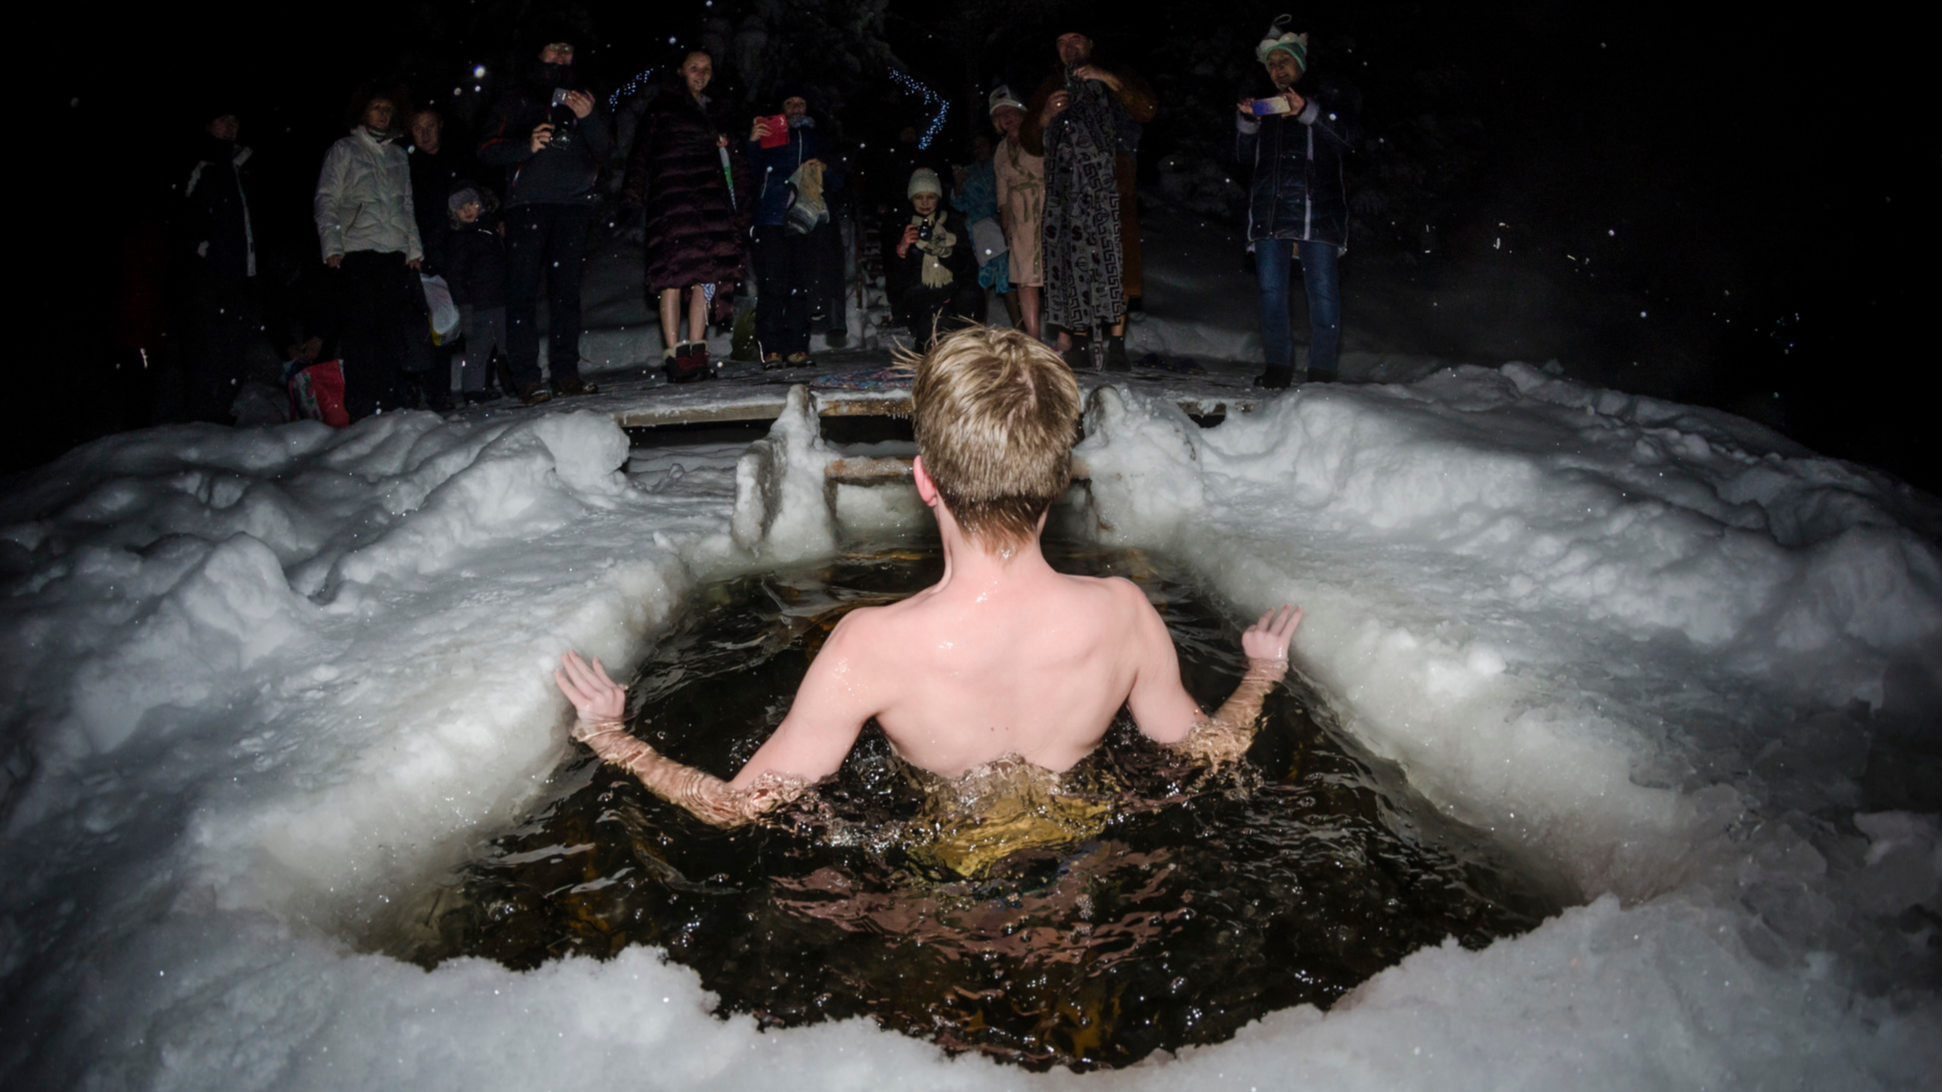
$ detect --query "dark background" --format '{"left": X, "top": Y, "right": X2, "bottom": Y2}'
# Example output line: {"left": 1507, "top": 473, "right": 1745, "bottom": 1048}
{"left": 26, "top": 0, "right": 1939, "bottom": 490}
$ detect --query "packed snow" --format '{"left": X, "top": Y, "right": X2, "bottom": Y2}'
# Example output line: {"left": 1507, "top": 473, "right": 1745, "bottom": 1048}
{"left": 1, "top": 345, "right": 1935, "bottom": 1085}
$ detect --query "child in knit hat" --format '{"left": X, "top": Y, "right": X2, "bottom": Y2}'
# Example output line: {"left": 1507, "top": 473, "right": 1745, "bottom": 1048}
{"left": 444, "top": 183, "right": 512, "bottom": 403}
{"left": 881, "top": 168, "right": 983, "bottom": 350}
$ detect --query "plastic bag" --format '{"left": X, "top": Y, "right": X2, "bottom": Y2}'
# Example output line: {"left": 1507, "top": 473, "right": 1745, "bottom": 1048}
{"left": 287, "top": 358, "right": 350, "bottom": 427}
{"left": 421, "top": 273, "right": 462, "bottom": 345}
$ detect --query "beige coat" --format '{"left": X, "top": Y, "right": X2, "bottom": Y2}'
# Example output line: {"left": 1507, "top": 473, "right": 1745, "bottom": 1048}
{"left": 994, "top": 136, "right": 1045, "bottom": 287}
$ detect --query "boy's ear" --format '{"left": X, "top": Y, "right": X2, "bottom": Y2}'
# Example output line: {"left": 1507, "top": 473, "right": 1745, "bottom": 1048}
{"left": 912, "top": 455, "right": 940, "bottom": 507}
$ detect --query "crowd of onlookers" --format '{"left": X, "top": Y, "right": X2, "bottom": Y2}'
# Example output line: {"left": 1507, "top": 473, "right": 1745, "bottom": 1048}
{"left": 168, "top": 15, "right": 1351, "bottom": 426}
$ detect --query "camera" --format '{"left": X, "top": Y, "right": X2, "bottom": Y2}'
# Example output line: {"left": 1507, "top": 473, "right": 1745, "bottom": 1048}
{"left": 917, "top": 216, "right": 933, "bottom": 242}
{"left": 548, "top": 87, "right": 577, "bottom": 146}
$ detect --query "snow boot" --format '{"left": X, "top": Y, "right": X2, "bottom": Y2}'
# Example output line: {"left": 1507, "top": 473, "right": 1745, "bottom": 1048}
{"left": 1304, "top": 367, "right": 1336, "bottom": 384}
{"left": 1103, "top": 333, "right": 1131, "bottom": 372}
{"left": 1060, "top": 334, "right": 1093, "bottom": 372}
{"left": 665, "top": 342, "right": 713, "bottom": 384}
{"left": 1252, "top": 367, "right": 1295, "bottom": 390}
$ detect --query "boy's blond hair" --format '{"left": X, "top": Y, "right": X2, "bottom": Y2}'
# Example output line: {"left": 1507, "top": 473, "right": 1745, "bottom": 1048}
{"left": 911, "top": 324, "right": 1081, "bottom": 550}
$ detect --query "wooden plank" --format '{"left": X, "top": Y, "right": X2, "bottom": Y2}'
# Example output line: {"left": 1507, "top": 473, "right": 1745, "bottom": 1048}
{"left": 611, "top": 385, "right": 1250, "bottom": 431}
{"left": 825, "top": 456, "right": 1091, "bottom": 485}
{"left": 614, "top": 399, "right": 787, "bottom": 428}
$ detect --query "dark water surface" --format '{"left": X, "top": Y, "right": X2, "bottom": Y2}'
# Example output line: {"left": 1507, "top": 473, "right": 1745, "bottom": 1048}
{"left": 387, "top": 544, "right": 1559, "bottom": 1070}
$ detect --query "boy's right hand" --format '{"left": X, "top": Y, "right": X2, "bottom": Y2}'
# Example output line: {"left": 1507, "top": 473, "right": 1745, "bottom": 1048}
{"left": 530, "top": 123, "right": 555, "bottom": 154}
{"left": 556, "top": 651, "right": 626, "bottom": 732}
{"left": 1242, "top": 605, "right": 1302, "bottom": 669}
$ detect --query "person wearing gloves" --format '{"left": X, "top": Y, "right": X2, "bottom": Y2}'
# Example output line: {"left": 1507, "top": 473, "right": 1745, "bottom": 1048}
{"left": 746, "top": 89, "right": 845, "bottom": 368}
{"left": 1236, "top": 16, "right": 1356, "bottom": 389}
{"left": 476, "top": 33, "right": 612, "bottom": 404}
{"left": 881, "top": 168, "right": 981, "bottom": 351}
{"left": 313, "top": 84, "right": 430, "bottom": 420}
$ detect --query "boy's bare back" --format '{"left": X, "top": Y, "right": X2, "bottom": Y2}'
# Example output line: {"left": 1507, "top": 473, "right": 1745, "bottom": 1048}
{"left": 765, "top": 563, "right": 1205, "bottom": 780}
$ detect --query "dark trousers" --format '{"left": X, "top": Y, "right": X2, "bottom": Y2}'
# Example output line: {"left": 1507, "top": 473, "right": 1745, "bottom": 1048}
{"left": 1255, "top": 238, "right": 1341, "bottom": 377}
{"left": 896, "top": 282, "right": 984, "bottom": 349}
{"left": 179, "top": 267, "right": 260, "bottom": 423}
{"left": 337, "top": 250, "right": 431, "bottom": 420}
{"left": 813, "top": 217, "right": 847, "bottom": 333}
{"left": 751, "top": 225, "right": 817, "bottom": 357}
{"left": 505, "top": 203, "right": 591, "bottom": 389}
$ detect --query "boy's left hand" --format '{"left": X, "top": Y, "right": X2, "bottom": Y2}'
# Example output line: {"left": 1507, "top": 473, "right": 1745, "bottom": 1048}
{"left": 1242, "top": 605, "right": 1302, "bottom": 665}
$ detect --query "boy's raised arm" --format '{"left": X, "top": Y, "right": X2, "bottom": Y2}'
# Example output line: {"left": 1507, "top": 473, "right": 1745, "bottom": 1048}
{"left": 554, "top": 615, "right": 877, "bottom": 828}
{"left": 1134, "top": 604, "right": 1303, "bottom": 766}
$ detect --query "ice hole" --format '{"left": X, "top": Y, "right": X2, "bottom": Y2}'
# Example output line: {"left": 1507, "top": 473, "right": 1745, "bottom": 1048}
{"left": 376, "top": 540, "right": 1564, "bottom": 1072}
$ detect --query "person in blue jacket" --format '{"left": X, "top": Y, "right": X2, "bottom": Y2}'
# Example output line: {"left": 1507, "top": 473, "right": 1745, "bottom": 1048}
{"left": 745, "top": 89, "right": 845, "bottom": 367}
{"left": 1236, "top": 17, "right": 1356, "bottom": 388}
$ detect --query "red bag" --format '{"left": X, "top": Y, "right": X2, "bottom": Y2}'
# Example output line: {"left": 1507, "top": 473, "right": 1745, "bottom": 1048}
{"left": 288, "top": 359, "right": 350, "bottom": 427}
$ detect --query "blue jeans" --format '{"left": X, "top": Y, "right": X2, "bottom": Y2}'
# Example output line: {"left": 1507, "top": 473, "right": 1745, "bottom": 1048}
{"left": 1255, "top": 238, "right": 1340, "bottom": 377}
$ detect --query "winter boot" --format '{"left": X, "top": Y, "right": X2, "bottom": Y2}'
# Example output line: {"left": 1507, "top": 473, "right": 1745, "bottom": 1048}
{"left": 1060, "top": 333, "right": 1093, "bottom": 372}
{"left": 1252, "top": 367, "right": 1295, "bottom": 390}
{"left": 1303, "top": 367, "right": 1336, "bottom": 384}
{"left": 665, "top": 342, "right": 712, "bottom": 384}
{"left": 1103, "top": 332, "right": 1131, "bottom": 372}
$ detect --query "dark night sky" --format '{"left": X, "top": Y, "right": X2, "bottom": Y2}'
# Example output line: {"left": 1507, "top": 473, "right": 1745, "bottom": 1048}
{"left": 24, "top": 1, "right": 1939, "bottom": 489}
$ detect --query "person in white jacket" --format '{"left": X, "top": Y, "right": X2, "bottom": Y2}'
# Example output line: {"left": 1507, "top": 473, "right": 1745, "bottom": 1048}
{"left": 314, "top": 87, "right": 431, "bottom": 419}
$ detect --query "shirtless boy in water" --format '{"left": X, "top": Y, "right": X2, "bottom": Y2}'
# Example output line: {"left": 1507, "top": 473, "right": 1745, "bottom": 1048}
{"left": 556, "top": 325, "right": 1302, "bottom": 827}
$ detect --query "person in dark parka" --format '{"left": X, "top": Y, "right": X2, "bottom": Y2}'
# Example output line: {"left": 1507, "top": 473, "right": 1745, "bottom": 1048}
{"left": 407, "top": 104, "right": 468, "bottom": 410}
{"left": 1236, "top": 17, "right": 1356, "bottom": 388}
{"left": 621, "top": 49, "right": 748, "bottom": 379}
{"left": 476, "top": 34, "right": 612, "bottom": 403}
{"left": 745, "top": 88, "right": 845, "bottom": 367}
{"left": 178, "top": 107, "right": 262, "bottom": 423}
{"left": 443, "top": 183, "right": 511, "bottom": 402}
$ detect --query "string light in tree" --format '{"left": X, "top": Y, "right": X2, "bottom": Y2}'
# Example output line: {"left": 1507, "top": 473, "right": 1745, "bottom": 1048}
{"left": 609, "top": 68, "right": 659, "bottom": 111}
{"left": 888, "top": 69, "right": 949, "bottom": 149}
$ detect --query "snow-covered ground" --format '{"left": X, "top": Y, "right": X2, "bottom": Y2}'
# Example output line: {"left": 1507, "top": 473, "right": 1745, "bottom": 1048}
{"left": 1, "top": 210, "right": 1936, "bottom": 1089}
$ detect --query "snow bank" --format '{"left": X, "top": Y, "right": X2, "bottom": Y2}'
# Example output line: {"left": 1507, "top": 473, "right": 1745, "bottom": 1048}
{"left": 1076, "top": 370, "right": 1937, "bottom": 1008}
{"left": 0, "top": 366, "right": 1934, "bottom": 1090}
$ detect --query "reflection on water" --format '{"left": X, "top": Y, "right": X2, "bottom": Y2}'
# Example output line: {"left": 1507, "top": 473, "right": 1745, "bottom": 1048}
{"left": 385, "top": 544, "right": 1559, "bottom": 1071}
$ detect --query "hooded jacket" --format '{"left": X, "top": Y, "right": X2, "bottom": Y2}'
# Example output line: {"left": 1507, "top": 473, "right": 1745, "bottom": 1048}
{"left": 1235, "top": 78, "right": 1356, "bottom": 249}
{"left": 314, "top": 126, "right": 423, "bottom": 262}
{"left": 476, "top": 61, "right": 613, "bottom": 207}
{"left": 184, "top": 134, "right": 256, "bottom": 279}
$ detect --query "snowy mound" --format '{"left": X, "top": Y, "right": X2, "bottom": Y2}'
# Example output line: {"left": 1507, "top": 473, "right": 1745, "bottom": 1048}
{"left": 0, "top": 368, "right": 1935, "bottom": 1090}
